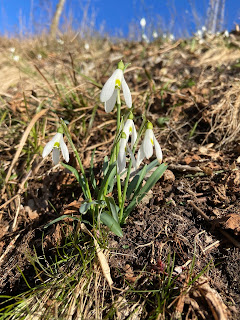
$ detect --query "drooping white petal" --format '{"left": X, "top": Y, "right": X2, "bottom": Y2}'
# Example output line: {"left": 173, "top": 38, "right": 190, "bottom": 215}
{"left": 153, "top": 135, "right": 162, "bottom": 163}
{"left": 105, "top": 89, "right": 117, "bottom": 113}
{"left": 136, "top": 143, "right": 145, "bottom": 168}
{"left": 117, "top": 138, "right": 127, "bottom": 173}
{"left": 123, "top": 119, "right": 132, "bottom": 141}
{"left": 122, "top": 76, "right": 132, "bottom": 108}
{"left": 42, "top": 133, "right": 61, "bottom": 158}
{"left": 143, "top": 129, "right": 153, "bottom": 159}
{"left": 127, "top": 144, "right": 137, "bottom": 171}
{"left": 60, "top": 136, "right": 69, "bottom": 163}
{"left": 52, "top": 148, "right": 60, "bottom": 165}
{"left": 100, "top": 69, "right": 123, "bottom": 102}
{"left": 131, "top": 122, "right": 137, "bottom": 150}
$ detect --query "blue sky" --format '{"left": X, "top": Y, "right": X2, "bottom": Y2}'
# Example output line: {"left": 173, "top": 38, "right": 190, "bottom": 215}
{"left": 0, "top": 0, "right": 239, "bottom": 38}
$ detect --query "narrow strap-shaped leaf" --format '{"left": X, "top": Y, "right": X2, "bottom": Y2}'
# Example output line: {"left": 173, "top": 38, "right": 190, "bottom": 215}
{"left": 100, "top": 212, "right": 123, "bottom": 237}
{"left": 98, "top": 162, "right": 116, "bottom": 200}
{"left": 90, "top": 149, "right": 97, "bottom": 191}
{"left": 105, "top": 196, "right": 119, "bottom": 223}
{"left": 123, "top": 163, "right": 167, "bottom": 220}
{"left": 61, "top": 162, "right": 88, "bottom": 199}
{"left": 126, "top": 164, "right": 147, "bottom": 199}
{"left": 44, "top": 215, "right": 79, "bottom": 229}
{"left": 79, "top": 200, "right": 106, "bottom": 214}
{"left": 102, "top": 156, "right": 109, "bottom": 177}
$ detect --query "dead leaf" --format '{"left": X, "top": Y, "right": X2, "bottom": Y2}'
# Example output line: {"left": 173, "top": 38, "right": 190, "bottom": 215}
{"left": 198, "top": 276, "right": 229, "bottom": 320}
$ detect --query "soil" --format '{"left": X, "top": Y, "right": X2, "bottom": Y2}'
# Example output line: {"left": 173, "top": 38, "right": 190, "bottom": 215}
{"left": 1, "top": 32, "right": 240, "bottom": 319}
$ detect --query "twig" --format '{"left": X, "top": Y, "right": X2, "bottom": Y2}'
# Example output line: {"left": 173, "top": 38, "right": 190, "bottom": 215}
{"left": 168, "top": 164, "right": 203, "bottom": 173}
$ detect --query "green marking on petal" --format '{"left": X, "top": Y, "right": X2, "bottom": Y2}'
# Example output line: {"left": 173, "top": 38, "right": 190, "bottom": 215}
{"left": 151, "top": 138, "right": 154, "bottom": 145}
{"left": 54, "top": 142, "right": 60, "bottom": 148}
{"left": 115, "top": 79, "right": 121, "bottom": 88}
{"left": 129, "top": 126, "right": 132, "bottom": 133}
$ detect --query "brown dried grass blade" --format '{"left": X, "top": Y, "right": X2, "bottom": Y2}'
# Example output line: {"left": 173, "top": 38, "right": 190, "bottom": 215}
{"left": 2, "top": 108, "right": 48, "bottom": 196}
{"left": 80, "top": 223, "right": 113, "bottom": 287}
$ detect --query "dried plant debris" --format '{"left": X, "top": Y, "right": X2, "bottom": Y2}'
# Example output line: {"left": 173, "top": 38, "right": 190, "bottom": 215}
{"left": 1, "top": 32, "right": 240, "bottom": 319}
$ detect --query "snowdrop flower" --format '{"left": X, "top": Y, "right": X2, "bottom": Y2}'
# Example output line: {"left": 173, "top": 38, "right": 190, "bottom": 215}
{"left": 100, "top": 60, "right": 132, "bottom": 113}
{"left": 12, "top": 55, "right": 20, "bottom": 62}
{"left": 57, "top": 39, "right": 64, "bottom": 45}
{"left": 42, "top": 130, "right": 69, "bottom": 165}
{"left": 169, "top": 34, "right": 175, "bottom": 41}
{"left": 140, "top": 18, "right": 146, "bottom": 28}
{"left": 37, "top": 54, "right": 42, "bottom": 60}
{"left": 223, "top": 30, "right": 229, "bottom": 38}
{"left": 152, "top": 31, "right": 158, "bottom": 39}
{"left": 9, "top": 47, "right": 15, "bottom": 53}
{"left": 136, "top": 122, "right": 162, "bottom": 168}
{"left": 142, "top": 33, "right": 149, "bottom": 43}
{"left": 84, "top": 43, "right": 90, "bottom": 50}
{"left": 117, "top": 114, "right": 137, "bottom": 173}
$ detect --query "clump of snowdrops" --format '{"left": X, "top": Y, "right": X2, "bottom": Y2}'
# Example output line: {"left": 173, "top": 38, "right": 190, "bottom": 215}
{"left": 42, "top": 61, "right": 167, "bottom": 236}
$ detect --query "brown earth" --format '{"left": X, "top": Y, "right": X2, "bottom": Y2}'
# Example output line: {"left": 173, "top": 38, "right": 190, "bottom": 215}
{"left": 0, "top": 32, "right": 240, "bottom": 319}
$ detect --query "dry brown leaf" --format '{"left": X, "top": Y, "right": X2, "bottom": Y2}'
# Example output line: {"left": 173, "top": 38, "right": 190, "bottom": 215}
{"left": 198, "top": 277, "right": 229, "bottom": 320}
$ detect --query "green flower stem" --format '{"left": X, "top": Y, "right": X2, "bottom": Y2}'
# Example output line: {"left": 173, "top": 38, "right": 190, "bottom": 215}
{"left": 119, "top": 117, "right": 147, "bottom": 224}
{"left": 116, "top": 89, "right": 122, "bottom": 207}
{"left": 60, "top": 119, "right": 92, "bottom": 203}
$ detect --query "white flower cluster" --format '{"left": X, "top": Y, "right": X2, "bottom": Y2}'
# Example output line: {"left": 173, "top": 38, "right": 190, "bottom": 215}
{"left": 100, "top": 62, "right": 163, "bottom": 173}
{"left": 42, "top": 61, "right": 163, "bottom": 172}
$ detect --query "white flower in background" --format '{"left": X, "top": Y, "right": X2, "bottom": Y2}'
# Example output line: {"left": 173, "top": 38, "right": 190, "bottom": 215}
{"left": 169, "top": 34, "right": 175, "bottom": 41}
{"left": 37, "top": 54, "right": 42, "bottom": 60}
{"left": 12, "top": 55, "right": 20, "bottom": 62}
{"left": 57, "top": 39, "right": 64, "bottom": 45}
{"left": 142, "top": 33, "right": 149, "bottom": 43}
{"left": 202, "top": 26, "right": 207, "bottom": 32}
{"left": 100, "top": 60, "right": 132, "bottom": 113}
{"left": 117, "top": 115, "right": 137, "bottom": 173}
{"left": 140, "top": 18, "right": 146, "bottom": 28}
{"left": 136, "top": 122, "right": 162, "bottom": 168}
{"left": 152, "top": 31, "right": 158, "bottom": 39}
{"left": 9, "top": 47, "right": 15, "bottom": 53}
{"left": 42, "top": 131, "right": 69, "bottom": 165}
{"left": 223, "top": 30, "right": 229, "bottom": 38}
{"left": 84, "top": 43, "right": 90, "bottom": 50}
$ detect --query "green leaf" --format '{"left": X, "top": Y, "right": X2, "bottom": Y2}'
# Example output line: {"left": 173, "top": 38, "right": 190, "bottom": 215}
{"left": 105, "top": 196, "right": 119, "bottom": 222}
{"left": 127, "top": 164, "right": 147, "bottom": 199}
{"left": 98, "top": 162, "right": 116, "bottom": 200}
{"left": 61, "top": 162, "right": 88, "bottom": 199}
{"left": 79, "top": 200, "right": 106, "bottom": 214}
{"left": 61, "top": 162, "right": 80, "bottom": 182}
{"left": 100, "top": 212, "right": 123, "bottom": 237}
{"left": 90, "top": 149, "right": 97, "bottom": 191}
{"left": 123, "top": 163, "right": 167, "bottom": 220}
{"left": 44, "top": 215, "right": 79, "bottom": 229}
{"left": 102, "top": 156, "right": 109, "bottom": 176}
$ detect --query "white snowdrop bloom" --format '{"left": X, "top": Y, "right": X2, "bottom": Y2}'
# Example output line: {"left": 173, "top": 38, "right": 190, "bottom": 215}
{"left": 223, "top": 30, "right": 229, "bottom": 38}
{"left": 136, "top": 122, "right": 162, "bottom": 168}
{"left": 9, "top": 47, "right": 15, "bottom": 53}
{"left": 84, "top": 43, "right": 90, "bottom": 50}
{"left": 100, "top": 61, "right": 132, "bottom": 113}
{"left": 12, "top": 55, "right": 19, "bottom": 62}
{"left": 152, "top": 31, "right": 158, "bottom": 39}
{"left": 57, "top": 39, "right": 64, "bottom": 45}
{"left": 37, "top": 54, "right": 42, "bottom": 60}
{"left": 117, "top": 116, "right": 137, "bottom": 173}
{"left": 169, "top": 34, "right": 175, "bottom": 41}
{"left": 140, "top": 18, "right": 146, "bottom": 28}
{"left": 42, "top": 132, "right": 69, "bottom": 165}
{"left": 202, "top": 26, "right": 207, "bottom": 32}
{"left": 142, "top": 33, "right": 149, "bottom": 43}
